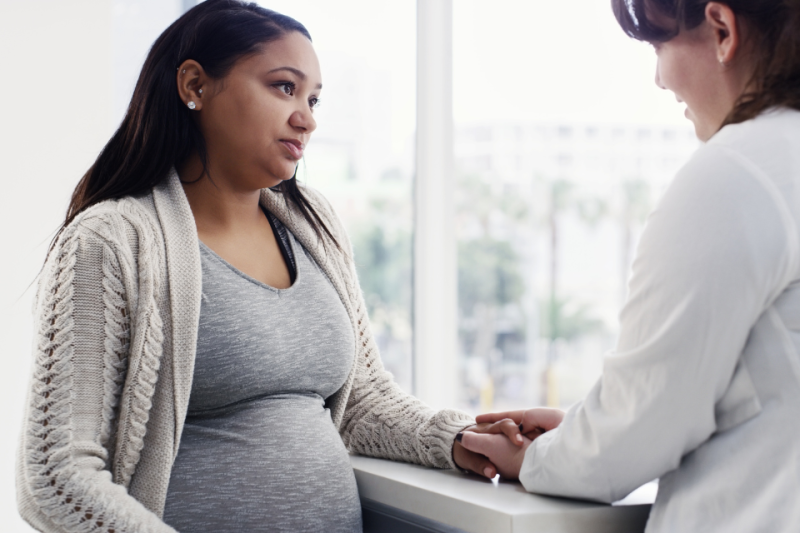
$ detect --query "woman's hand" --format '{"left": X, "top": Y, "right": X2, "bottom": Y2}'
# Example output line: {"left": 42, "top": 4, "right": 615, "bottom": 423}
{"left": 452, "top": 419, "right": 525, "bottom": 478}
{"left": 457, "top": 432, "right": 533, "bottom": 480}
{"left": 455, "top": 409, "right": 564, "bottom": 480}
{"left": 476, "top": 407, "right": 565, "bottom": 440}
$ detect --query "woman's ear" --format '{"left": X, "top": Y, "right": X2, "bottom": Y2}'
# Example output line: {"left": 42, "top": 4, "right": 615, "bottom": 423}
{"left": 176, "top": 59, "right": 208, "bottom": 111}
{"left": 705, "top": 2, "right": 740, "bottom": 67}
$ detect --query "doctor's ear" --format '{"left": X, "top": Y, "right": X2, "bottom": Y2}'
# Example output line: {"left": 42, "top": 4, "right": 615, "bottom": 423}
{"left": 705, "top": 2, "right": 740, "bottom": 67}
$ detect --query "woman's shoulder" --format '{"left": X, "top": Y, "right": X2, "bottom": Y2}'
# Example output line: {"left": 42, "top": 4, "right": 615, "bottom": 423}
{"left": 40, "top": 192, "right": 165, "bottom": 304}
{"left": 295, "top": 182, "right": 338, "bottom": 218}
{"left": 657, "top": 110, "right": 800, "bottom": 261}
{"left": 714, "top": 106, "right": 800, "bottom": 139}
{"left": 293, "top": 182, "right": 351, "bottom": 243}
{"left": 707, "top": 107, "right": 800, "bottom": 168}
{"left": 675, "top": 108, "right": 800, "bottom": 189}
{"left": 62, "top": 192, "right": 162, "bottom": 251}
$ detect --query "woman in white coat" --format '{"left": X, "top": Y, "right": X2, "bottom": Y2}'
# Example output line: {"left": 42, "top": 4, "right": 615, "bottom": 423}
{"left": 459, "top": 1, "right": 800, "bottom": 531}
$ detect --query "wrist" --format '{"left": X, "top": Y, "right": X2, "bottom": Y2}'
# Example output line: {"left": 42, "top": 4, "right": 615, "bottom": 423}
{"left": 451, "top": 424, "right": 476, "bottom": 471}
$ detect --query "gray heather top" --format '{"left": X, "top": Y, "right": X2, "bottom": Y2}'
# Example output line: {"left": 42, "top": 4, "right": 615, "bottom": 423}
{"left": 18, "top": 169, "right": 475, "bottom": 533}
{"left": 162, "top": 220, "right": 360, "bottom": 533}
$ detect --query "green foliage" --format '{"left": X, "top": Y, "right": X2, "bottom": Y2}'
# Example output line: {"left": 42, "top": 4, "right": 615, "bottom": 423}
{"left": 350, "top": 197, "right": 413, "bottom": 338}
{"left": 353, "top": 224, "right": 411, "bottom": 309}
{"left": 456, "top": 173, "right": 529, "bottom": 231}
{"left": 458, "top": 238, "right": 524, "bottom": 314}
{"left": 576, "top": 197, "right": 609, "bottom": 227}
{"left": 540, "top": 296, "right": 604, "bottom": 342}
{"left": 622, "top": 178, "right": 651, "bottom": 223}
{"left": 549, "top": 179, "right": 574, "bottom": 213}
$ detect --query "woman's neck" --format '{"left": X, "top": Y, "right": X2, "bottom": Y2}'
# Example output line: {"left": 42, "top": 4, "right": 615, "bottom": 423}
{"left": 177, "top": 154, "right": 265, "bottom": 238}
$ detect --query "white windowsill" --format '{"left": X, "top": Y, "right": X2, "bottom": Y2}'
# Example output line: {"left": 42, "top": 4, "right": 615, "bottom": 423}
{"left": 351, "top": 455, "right": 656, "bottom": 533}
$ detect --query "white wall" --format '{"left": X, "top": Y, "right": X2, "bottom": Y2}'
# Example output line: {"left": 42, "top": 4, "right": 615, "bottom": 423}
{"left": 0, "top": 1, "right": 179, "bottom": 529}
{"left": 0, "top": 2, "right": 113, "bottom": 529}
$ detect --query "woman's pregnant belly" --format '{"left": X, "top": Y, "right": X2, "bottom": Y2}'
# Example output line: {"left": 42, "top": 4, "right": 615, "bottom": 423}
{"left": 163, "top": 394, "right": 362, "bottom": 533}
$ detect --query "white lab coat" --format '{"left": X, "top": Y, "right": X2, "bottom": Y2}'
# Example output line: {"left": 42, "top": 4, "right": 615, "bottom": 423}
{"left": 520, "top": 108, "right": 800, "bottom": 532}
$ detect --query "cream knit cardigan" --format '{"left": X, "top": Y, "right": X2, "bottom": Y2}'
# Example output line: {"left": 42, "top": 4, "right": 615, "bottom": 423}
{"left": 17, "top": 169, "right": 474, "bottom": 533}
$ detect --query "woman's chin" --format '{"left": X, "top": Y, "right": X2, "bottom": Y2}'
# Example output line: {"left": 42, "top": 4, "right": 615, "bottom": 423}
{"left": 263, "top": 177, "right": 288, "bottom": 189}
{"left": 260, "top": 166, "right": 298, "bottom": 188}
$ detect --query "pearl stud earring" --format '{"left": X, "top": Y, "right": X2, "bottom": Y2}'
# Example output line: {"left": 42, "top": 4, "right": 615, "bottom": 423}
{"left": 187, "top": 101, "right": 196, "bottom": 110}
{"left": 198, "top": 89, "right": 203, "bottom": 94}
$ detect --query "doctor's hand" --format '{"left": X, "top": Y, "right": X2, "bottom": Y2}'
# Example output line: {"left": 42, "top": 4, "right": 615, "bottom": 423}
{"left": 453, "top": 419, "right": 525, "bottom": 479}
{"left": 476, "top": 407, "right": 565, "bottom": 441}
{"left": 456, "top": 432, "right": 533, "bottom": 480}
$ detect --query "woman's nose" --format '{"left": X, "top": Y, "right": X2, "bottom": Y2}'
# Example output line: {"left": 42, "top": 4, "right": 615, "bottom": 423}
{"left": 289, "top": 107, "right": 317, "bottom": 134}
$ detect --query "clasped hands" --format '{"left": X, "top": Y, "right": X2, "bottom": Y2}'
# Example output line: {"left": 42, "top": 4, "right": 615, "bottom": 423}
{"left": 452, "top": 408, "right": 564, "bottom": 480}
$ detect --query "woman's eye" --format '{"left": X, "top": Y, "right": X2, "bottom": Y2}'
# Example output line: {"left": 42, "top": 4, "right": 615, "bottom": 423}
{"left": 309, "top": 97, "right": 321, "bottom": 110}
{"left": 275, "top": 82, "right": 295, "bottom": 95}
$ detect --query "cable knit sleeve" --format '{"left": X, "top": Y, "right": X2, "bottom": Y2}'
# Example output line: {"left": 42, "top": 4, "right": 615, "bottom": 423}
{"left": 340, "top": 287, "right": 475, "bottom": 469}
{"left": 16, "top": 218, "right": 176, "bottom": 533}
{"left": 300, "top": 188, "right": 475, "bottom": 470}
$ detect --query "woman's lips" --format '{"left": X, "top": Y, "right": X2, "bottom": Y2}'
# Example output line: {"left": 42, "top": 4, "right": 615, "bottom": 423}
{"left": 280, "top": 139, "right": 304, "bottom": 160}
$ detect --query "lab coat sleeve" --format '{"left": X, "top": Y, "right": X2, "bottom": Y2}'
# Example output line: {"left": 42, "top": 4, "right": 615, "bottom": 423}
{"left": 519, "top": 144, "right": 799, "bottom": 503}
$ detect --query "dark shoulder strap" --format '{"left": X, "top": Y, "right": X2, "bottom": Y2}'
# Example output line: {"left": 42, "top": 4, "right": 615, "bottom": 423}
{"left": 263, "top": 207, "right": 297, "bottom": 283}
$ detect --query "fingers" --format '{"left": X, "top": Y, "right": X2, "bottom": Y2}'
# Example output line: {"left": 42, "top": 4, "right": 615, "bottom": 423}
{"left": 520, "top": 408, "right": 565, "bottom": 434}
{"left": 459, "top": 432, "right": 515, "bottom": 458}
{"left": 452, "top": 442, "right": 497, "bottom": 479}
{"left": 475, "top": 408, "right": 566, "bottom": 442}
{"left": 467, "top": 453, "right": 497, "bottom": 479}
{"left": 475, "top": 409, "right": 525, "bottom": 425}
{"left": 458, "top": 432, "right": 531, "bottom": 480}
{"left": 522, "top": 428, "right": 546, "bottom": 442}
{"left": 472, "top": 418, "right": 524, "bottom": 446}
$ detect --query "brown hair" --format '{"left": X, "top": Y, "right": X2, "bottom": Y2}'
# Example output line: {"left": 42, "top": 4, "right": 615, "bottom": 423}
{"left": 612, "top": 0, "right": 800, "bottom": 128}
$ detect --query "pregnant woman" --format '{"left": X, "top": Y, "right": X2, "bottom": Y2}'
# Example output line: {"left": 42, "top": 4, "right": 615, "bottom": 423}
{"left": 15, "top": 2, "right": 510, "bottom": 531}
{"left": 460, "top": 1, "right": 800, "bottom": 531}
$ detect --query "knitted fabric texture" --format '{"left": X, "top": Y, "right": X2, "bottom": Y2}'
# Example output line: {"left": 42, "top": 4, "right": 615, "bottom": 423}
{"left": 17, "top": 169, "right": 474, "bottom": 533}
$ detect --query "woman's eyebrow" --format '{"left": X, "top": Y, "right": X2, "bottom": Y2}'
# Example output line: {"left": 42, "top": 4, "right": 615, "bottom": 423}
{"left": 267, "top": 66, "right": 323, "bottom": 89}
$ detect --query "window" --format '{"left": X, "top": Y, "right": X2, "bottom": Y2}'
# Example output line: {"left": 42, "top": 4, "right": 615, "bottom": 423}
{"left": 263, "top": 0, "right": 417, "bottom": 392}
{"left": 452, "top": 0, "right": 698, "bottom": 413}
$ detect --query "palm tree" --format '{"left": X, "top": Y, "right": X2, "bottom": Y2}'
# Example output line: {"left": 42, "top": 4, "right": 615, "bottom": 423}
{"left": 455, "top": 173, "right": 528, "bottom": 409}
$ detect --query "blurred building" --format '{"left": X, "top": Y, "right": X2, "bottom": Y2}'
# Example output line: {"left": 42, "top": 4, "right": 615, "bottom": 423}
{"left": 454, "top": 121, "right": 699, "bottom": 411}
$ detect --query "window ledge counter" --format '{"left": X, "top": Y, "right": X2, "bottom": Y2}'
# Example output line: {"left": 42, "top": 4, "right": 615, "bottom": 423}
{"left": 351, "top": 455, "right": 656, "bottom": 533}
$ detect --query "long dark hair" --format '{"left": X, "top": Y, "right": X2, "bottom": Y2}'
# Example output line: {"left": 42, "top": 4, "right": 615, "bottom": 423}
{"left": 612, "top": 0, "right": 800, "bottom": 128}
{"left": 59, "top": 0, "right": 339, "bottom": 250}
